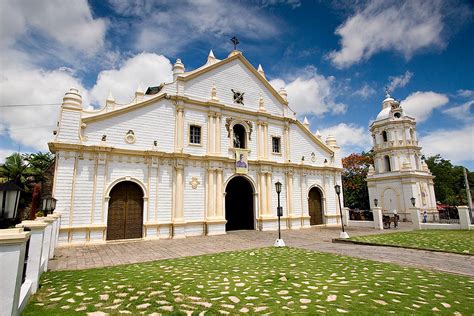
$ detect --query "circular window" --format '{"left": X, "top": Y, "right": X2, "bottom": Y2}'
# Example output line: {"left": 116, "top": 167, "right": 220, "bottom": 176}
{"left": 124, "top": 131, "right": 136, "bottom": 144}
{"left": 394, "top": 112, "right": 401, "bottom": 118}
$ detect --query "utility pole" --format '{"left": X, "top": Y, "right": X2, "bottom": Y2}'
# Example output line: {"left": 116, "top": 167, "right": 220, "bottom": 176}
{"left": 464, "top": 168, "right": 473, "bottom": 218}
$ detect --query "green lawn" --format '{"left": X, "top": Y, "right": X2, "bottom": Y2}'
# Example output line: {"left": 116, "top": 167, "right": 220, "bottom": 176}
{"left": 24, "top": 248, "right": 473, "bottom": 315}
{"left": 350, "top": 230, "right": 474, "bottom": 255}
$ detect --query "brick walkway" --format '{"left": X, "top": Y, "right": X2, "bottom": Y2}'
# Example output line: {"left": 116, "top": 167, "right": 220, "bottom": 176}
{"left": 49, "top": 224, "right": 474, "bottom": 277}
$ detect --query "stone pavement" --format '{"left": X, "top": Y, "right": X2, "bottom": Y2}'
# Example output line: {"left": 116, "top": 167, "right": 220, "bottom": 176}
{"left": 49, "top": 224, "right": 474, "bottom": 277}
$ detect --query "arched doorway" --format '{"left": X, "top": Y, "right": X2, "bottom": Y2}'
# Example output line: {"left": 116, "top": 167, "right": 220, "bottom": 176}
{"left": 225, "top": 176, "right": 254, "bottom": 231}
{"left": 308, "top": 187, "right": 324, "bottom": 225}
{"left": 106, "top": 181, "right": 144, "bottom": 240}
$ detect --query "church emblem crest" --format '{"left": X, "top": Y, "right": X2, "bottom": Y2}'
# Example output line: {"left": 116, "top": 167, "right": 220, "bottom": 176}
{"left": 231, "top": 89, "right": 244, "bottom": 105}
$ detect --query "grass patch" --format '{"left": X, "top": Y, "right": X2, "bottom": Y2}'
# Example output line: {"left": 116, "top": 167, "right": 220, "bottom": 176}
{"left": 24, "top": 247, "right": 473, "bottom": 315}
{"left": 350, "top": 230, "right": 474, "bottom": 255}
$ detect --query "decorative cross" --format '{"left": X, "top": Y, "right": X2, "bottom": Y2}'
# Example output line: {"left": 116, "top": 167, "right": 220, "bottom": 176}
{"left": 384, "top": 85, "right": 391, "bottom": 98}
{"left": 231, "top": 36, "right": 240, "bottom": 50}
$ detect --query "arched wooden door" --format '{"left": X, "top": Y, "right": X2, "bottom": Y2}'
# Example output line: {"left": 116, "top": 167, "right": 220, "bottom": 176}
{"left": 106, "top": 181, "right": 143, "bottom": 240}
{"left": 308, "top": 187, "right": 323, "bottom": 225}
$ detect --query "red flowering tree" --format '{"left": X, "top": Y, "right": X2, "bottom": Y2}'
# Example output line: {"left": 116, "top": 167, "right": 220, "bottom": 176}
{"left": 342, "top": 151, "right": 374, "bottom": 210}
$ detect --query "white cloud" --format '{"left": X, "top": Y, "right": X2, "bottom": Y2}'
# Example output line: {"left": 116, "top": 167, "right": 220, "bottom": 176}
{"left": 269, "top": 67, "right": 347, "bottom": 116}
{"left": 90, "top": 53, "right": 173, "bottom": 106}
{"left": 388, "top": 71, "right": 413, "bottom": 92}
{"left": 400, "top": 91, "right": 449, "bottom": 122}
{"left": 319, "top": 123, "right": 371, "bottom": 157}
{"left": 420, "top": 126, "right": 474, "bottom": 164}
{"left": 0, "top": 63, "right": 88, "bottom": 151}
{"left": 0, "top": 148, "right": 17, "bottom": 164}
{"left": 329, "top": 0, "right": 446, "bottom": 68}
{"left": 0, "top": 0, "right": 106, "bottom": 55}
{"left": 353, "top": 83, "right": 376, "bottom": 99}
{"left": 110, "top": 1, "right": 281, "bottom": 55}
{"left": 442, "top": 100, "right": 474, "bottom": 123}
{"left": 457, "top": 89, "right": 474, "bottom": 98}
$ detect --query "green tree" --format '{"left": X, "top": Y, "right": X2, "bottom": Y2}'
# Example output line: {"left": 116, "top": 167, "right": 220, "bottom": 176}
{"left": 342, "top": 151, "right": 374, "bottom": 210}
{"left": 0, "top": 153, "right": 29, "bottom": 186}
{"left": 424, "top": 155, "right": 473, "bottom": 206}
{"left": 23, "top": 152, "right": 54, "bottom": 183}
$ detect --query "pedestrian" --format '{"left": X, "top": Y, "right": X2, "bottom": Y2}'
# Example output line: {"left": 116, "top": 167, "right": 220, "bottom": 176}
{"left": 423, "top": 210, "right": 428, "bottom": 223}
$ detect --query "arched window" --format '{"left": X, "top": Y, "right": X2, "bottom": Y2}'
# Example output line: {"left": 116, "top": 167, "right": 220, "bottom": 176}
{"left": 233, "top": 124, "right": 246, "bottom": 149}
{"left": 382, "top": 131, "right": 388, "bottom": 142}
{"left": 384, "top": 155, "right": 392, "bottom": 172}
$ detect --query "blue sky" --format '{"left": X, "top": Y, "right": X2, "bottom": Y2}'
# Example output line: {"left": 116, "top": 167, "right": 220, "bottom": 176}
{"left": 1, "top": 0, "right": 473, "bottom": 169}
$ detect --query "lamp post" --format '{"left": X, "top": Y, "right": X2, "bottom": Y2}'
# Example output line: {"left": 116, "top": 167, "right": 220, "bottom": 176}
{"left": 273, "top": 181, "right": 285, "bottom": 247}
{"left": 0, "top": 181, "right": 22, "bottom": 228}
{"left": 41, "top": 194, "right": 57, "bottom": 215}
{"left": 334, "top": 184, "right": 349, "bottom": 239}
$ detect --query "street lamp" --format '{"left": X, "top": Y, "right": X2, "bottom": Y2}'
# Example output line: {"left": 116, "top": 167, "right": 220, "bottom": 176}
{"left": 410, "top": 197, "right": 416, "bottom": 207}
{"left": 374, "top": 198, "right": 378, "bottom": 207}
{"left": 0, "top": 181, "right": 22, "bottom": 228}
{"left": 334, "top": 184, "right": 349, "bottom": 239}
{"left": 273, "top": 180, "right": 285, "bottom": 247}
{"left": 41, "top": 194, "right": 57, "bottom": 215}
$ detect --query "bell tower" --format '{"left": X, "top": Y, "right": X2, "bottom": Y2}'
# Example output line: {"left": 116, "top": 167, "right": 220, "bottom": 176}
{"left": 367, "top": 92, "right": 437, "bottom": 220}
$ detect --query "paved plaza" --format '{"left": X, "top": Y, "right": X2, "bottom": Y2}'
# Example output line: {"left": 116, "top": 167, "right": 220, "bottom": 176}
{"left": 49, "top": 225, "right": 474, "bottom": 277}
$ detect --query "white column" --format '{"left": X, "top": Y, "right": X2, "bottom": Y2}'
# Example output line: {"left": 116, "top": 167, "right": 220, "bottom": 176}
{"left": 38, "top": 217, "right": 54, "bottom": 271}
{"left": 372, "top": 207, "right": 384, "bottom": 230}
{"left": 176, "top": 106, "right": 184, "bottom": 152}
{"left": 458, "top": 206, "right": 471, "bottom": 230}
{"left": 0, "top": 228, "right": 31, "bottom": 316}
{"left": 287, "top": 172, "right": 294, "bottom": 216}
{"left": 259, "top": 173, "right": 267, "bottom": 215}
{"left": 208, "top": 169, "right": 215, "bottom": 218}
{"left": 174, "top": 165, "right": 184, "bottom": 221}
{"left": 215, "top": 114, "right": 221, "bottom": 155}
{"left": 263, "top": 124, "right": 269, "bottom": 159}
{"left": 46, "top": 214, "right": 58, "bottom": 259}
{"left": 15, "top": 221, "right": 47, "bottom": 293}
{"left": 266, "top": 173, "right": 272, "bottom": 216}
{"left": 410, "top": 207, "right": 421, "bottom": 230}
{"left": 216, "top": 169, "right": 223, "bottom": 218}
{"left": 257, "top": 123, "right": 262, "bottom": 159}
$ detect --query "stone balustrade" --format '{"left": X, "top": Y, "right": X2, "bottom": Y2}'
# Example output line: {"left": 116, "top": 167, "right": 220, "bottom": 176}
{"left": 0, "top": 212, "right": 61, "bottom": 316}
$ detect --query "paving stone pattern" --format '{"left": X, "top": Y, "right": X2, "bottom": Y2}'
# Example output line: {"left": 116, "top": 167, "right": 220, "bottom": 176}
{"left": 49, "top": 225, "right": 474, "bottom": 277}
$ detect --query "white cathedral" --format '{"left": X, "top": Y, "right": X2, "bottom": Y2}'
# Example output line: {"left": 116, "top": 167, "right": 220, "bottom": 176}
{"left": 50, "top": 49, "right": 345, "bottom": 244}
{"left": 367, "top": 93, "right": 437, "bottom": 220}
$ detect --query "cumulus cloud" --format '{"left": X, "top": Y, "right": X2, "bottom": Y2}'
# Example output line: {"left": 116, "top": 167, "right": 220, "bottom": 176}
{"left": 90, "top": 53, "right": 173, "bottom": 106}
{"left": 269, "top": 67, "right": 347, "bottom": 116}
{"left": 108, "top": 1, "right": 281, "bottom": 55}
{"left": 388, "top": 71, "right": 413, "bottom": 92}
{"left": 353, "top": 83, "right": 376, "bottom": 99}
{"left": 329, "top": 0, "right": 447, "bottom": 68}
{"left": 420, "top": 126, "right": 474, "bottom": 164}
{"left": 0, "top": 64, "right": 88, "bottom": 151}
{"left": 400, "top": 91, "right": 449, "bottom": 122}
{"left": 457, "top": 89, "right": 474, "bottom": 98}
{"left": 319, "top": 123, "right": 372, "bottom": 157}
{"left": 0, "top": 0, "right": 106, "bottom": 55}
{"left": 442, "top": 100, "right": 474, "bottom": 123}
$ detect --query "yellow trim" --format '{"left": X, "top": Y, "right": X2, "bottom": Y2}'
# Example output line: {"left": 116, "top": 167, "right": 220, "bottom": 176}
{"left": 48, "top": 142, "right": 343, "bottom": 172}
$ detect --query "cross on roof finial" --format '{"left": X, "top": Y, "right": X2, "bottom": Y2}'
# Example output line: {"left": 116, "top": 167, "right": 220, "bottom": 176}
{"left": 231, "top": 36, "right": 240, "bottom": 50}
{"left": 384, "top": 85, "right": 391, "bottom": 98}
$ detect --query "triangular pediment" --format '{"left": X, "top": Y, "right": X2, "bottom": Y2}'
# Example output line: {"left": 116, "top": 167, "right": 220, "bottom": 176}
{"left": 180, "top": 53, "right": 288, "bottom": 115}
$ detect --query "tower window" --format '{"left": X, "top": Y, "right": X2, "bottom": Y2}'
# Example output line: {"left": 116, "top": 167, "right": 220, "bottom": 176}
{"left": 272, "top": 137, "right": 281, "bottom": 153}
{"left": 384, "top": 155, "right": 392, "bottom": 172}
{"left": 189, "top": 125, "right": 201, "bottom": 144}
{"left": 233, "top": 124, "right": 246, "bottom": 148}
{"left": 382, "top": 131, "right": 388, "bottom": 142}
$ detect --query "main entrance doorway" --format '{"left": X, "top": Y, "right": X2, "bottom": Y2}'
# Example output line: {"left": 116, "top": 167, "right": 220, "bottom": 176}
{"left": 308, "top": 187, "right": 324, "bottom": 225}
{"left": 225, "top": 176, "right": 254, "bottom": 231}
{"left": 106, "top": 181, "right": 144, "bottom": 240}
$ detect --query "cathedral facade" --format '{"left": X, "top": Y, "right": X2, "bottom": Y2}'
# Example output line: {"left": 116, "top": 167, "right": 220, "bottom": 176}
{"left": 50, "top": 49, "right": 344, "bottom": 244}
{"left": 367, "top": 93, "right": 437, "bottom": 220}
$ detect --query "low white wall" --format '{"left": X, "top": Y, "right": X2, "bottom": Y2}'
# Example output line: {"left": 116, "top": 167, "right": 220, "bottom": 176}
{"left": 420, "top": 223, "right": 462, "bottom": 230}
{"left": 347, "top": 220, "right": 375, "bottom": 228}
{"left": 343, "top": 207, "right": 383, "bottom": 230}
{"left": 412, "top": 206, "right": 471, "bottom": 231}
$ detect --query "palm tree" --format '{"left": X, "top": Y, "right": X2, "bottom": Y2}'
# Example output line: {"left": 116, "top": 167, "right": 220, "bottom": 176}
{"left": 0, "top": 153, "right": 29, "bottom": 186}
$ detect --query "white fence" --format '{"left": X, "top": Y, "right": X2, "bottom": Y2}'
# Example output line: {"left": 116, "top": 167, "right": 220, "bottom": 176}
{"left": 0, "top": 212, "right": 61, "bottom": 316}
{"left": 411, "top": 206, "right": 472, "bottom": 231}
